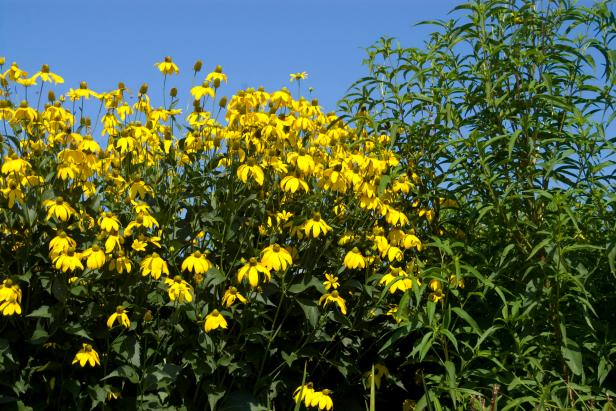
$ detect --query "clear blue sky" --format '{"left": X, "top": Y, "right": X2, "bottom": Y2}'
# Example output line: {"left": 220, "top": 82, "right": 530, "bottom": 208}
{"left": 1, "top": 0, "right": 459, "bottom": 113}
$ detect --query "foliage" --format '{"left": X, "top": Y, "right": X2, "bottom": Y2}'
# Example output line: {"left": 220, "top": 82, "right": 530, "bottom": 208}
{"left": 339, "top": 0, "right": 616, "bottom": 409}
{"left": 0, "top": 56, "right": 440, "bottom": 410}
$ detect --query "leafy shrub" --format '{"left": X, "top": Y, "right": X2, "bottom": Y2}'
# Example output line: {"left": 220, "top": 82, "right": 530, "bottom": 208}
{"left": 340, "top": 0, "right": 615, "bottom": 408}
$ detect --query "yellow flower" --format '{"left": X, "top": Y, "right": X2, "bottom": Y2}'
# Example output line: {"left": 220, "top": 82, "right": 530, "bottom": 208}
{"left": 49, "top": 231, "right": 76, "bottom": 257}
{"left": 53, "top": 248, "right": 84, "bottom": 273}
{"left": 221, "top": 286, "right": 247, "bottom": 308}
{"left": 72, "top": 343, "right": 100, "bottom": 367}
{"left": 293, "top": 383, "right": 316, "bottom": 408}
{"left": 319, "top": 290, "right": 347, "bottom": 315}
{"left": 323, "top": 273, "right": 339, "bottom": 290}
{"left": 164, "top": 276, "right": 194, "bottom": 303}
{"left": 82, "top": 245, "right": 106, "bottom": 270}
{"left": 260, "top": 244, "right": 292, "bottom": 272}
{"left": 107, "top": 306, "right": 130, "bottom": 329}
{"left": 379, "top": 267, "right": 417, "bottom": 294}
{"left": 140, "top": 253, "right": 169, "bottom": 279}
{"left": 280, "top": 175, "right": 309, "bottom": 193}
{"left": 364, "top": 364, "right": 390, "bottom": 389}
{"left": 237, "top": 257, "right": 271, "bottom": 288}
{"left": 1, "top": 180, "right": 24, "bottom": 208}
{"left": 384, "top": 206, "right": 409, "bottom": 227}
{"left": 344, "top": 247, "right": 366, "bottom": 270}
{"left": 237, "top": 158, "right": 264, "bottom": 185}
{"left": 204, "top": 309, "right": 227, "bottom": 332}
{"left": 289, "top": 72, "right": 308, "bottom": 82}
{"left": 43, "top": 197, "right": 76, "bottom": 222}
{"left": 303, "top": 212, "right": 332, "bottom": 238}
{"left": 98, "top": 212, "right": 121, "bottom": 232}
{"left": 205, "top": 66, "right": 227, "bottom": 83}
{"left": 309, "top": 389, "right": 334, "bottom": 411}
{"left": 0, "top": 279, "right": 22, "bottom": 316}
{"left": 156, "top": 56, "right": 179, "bottom": 75}
{"left": 191, "top": 82, "right": 215, "bottom": 100}
{"left": 109, "top": 251, "right": 133, "bottom": 274}
{"left": 402, "top": 234, "right": 422, "bottom": 251}
{"left": 429, "top": 279, "right": 444, "bottom": 302}
{"left": 181, "top": 251, "right": 213, "bottom": 275}
{"left": 33, "top": 64, "right": 64, "bottom": 84}
{"left": 1, "top": 154, "right": 31, "bottom": 175}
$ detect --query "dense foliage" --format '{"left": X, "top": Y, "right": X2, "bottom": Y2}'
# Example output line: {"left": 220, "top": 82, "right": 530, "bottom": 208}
{"left": 0, "top": 55, "right": 437, "bottom": 409}
{"left": 339, "top": 0, "right": 616, "bottom": 409}
{"left": 1, "top": 0, "right": 615, "bottom": 410}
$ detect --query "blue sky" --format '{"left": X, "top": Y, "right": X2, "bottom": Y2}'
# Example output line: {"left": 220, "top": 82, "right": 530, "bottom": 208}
{"left": 1, "top": 0, "right": 460, "bottom": 113}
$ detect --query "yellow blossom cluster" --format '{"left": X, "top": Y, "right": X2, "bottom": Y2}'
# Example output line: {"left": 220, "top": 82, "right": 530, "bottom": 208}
{"left": 0, "top": 58, "right": 452, "bottom": 405}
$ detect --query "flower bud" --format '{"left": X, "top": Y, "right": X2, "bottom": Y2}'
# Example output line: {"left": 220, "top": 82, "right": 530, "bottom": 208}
{"left": 0, "top": 57, "right": 5, "bottom": 66}
{"left": 139, "top": 83, "right": 148, "bottom": 94}
{"left": 48, "top": 91, "right": 56, "bottom": 102}
{"left": 79, "top": 81, "right": 88, "bottom": 89}
{"left": 41, "top": 64, "right": 50, "bottom": 73}
{"left": 215, "top": 65, "right": 223, "bottom": 73}
{"left": 193, "top": 60, "right": 203, "bottom": 73}
{"left": 218, "top": 96, "right": 227, "bottom": 108}
{"left": 118, "top": 82, "right": 126, "bottom": 91}
{"left": 169, "top": 87, "right": 177, "bottom": 98}
{"left": 213, "top": 78, "right": 221, "bottom": 88}
{"left": 311, "top": 98, "right": 319, "bottom": 106}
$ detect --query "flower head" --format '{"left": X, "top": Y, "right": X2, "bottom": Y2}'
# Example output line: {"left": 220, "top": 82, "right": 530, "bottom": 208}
{"left": 204, "top": 309, "right": 227, "bottom": 332}
{"left": 319, "top": 290, "right": 347, "bottom": 315}
{"left": 164, "top": 275, "right": 194, "bottom": 303}
{"left": 290, "top": 72, "right": 308, "bottom": 82}
{"left": 107, "top": 306, "right": 130, "bottom": 329}
{"left": 72, "top": 343, "right": 100, "bottom": 367}
{"left": 156, "top": 56, "right": 179, "bottom": 75}
{"left": 237, "top": 257, "right": 271, "bottom": 288}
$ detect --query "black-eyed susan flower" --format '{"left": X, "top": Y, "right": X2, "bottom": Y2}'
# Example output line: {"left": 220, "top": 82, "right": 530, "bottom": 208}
{"left": 43, "top": 197, "right": 76, "bottom": 222}
{"left": 343, "top": 247, "right": 366, "bottom": 270}
{"left": 260, "top": 244, "right": 292, "bottom": 272}
{"left": 109, "top": 251, "right": 132, "bottom": 274}
{"left": 237, "top": 257, "right": 271, "bottom": 288}
{"left": 221, "top": 286, "right": 247, "bottom": 308}
{"left": 82, "top": 245, "right": 106, "bottom": 270}
{"left": 429, "top": 279, "right": 444, "bottom": 302}
{"left": 107, "top": 306, "right": 130, "bottom": 329}
{"left": 140, "top": 252, "right": 169, "bottom": 280}
{"left": 303, "top": 212, "right": 332, "bottom": 238}
{"left": 156, "top": 56, "right": 179, "bottom": 75}
{"left": 72, "top": 343, "right": 100, "bottom": 367}
{"left": 164, "top": 276, "right": 193, "bottom": 303}
{"left": 204, "top": 309, "right": 227, "bottom": 332}
{"left": 323, "top": 273, "right": 339, "bottom": 290}
{"left": 319, "top": 290, "right": 347, "bottom": 315}
{"left": 181, "top": 251, "right": 213, "bottom": 275}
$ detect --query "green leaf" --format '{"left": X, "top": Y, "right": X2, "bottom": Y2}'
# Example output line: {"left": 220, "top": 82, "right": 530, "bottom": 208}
{"left": 102, "top": 365, "right": 140, "bottom": 384}
{"left": 26, "top": 306, "right": 52, "bottom": 319}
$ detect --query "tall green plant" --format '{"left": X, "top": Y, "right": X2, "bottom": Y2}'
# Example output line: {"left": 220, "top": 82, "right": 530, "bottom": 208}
{"left": 340, "top": 0, "right": 615, "bottom": 408}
